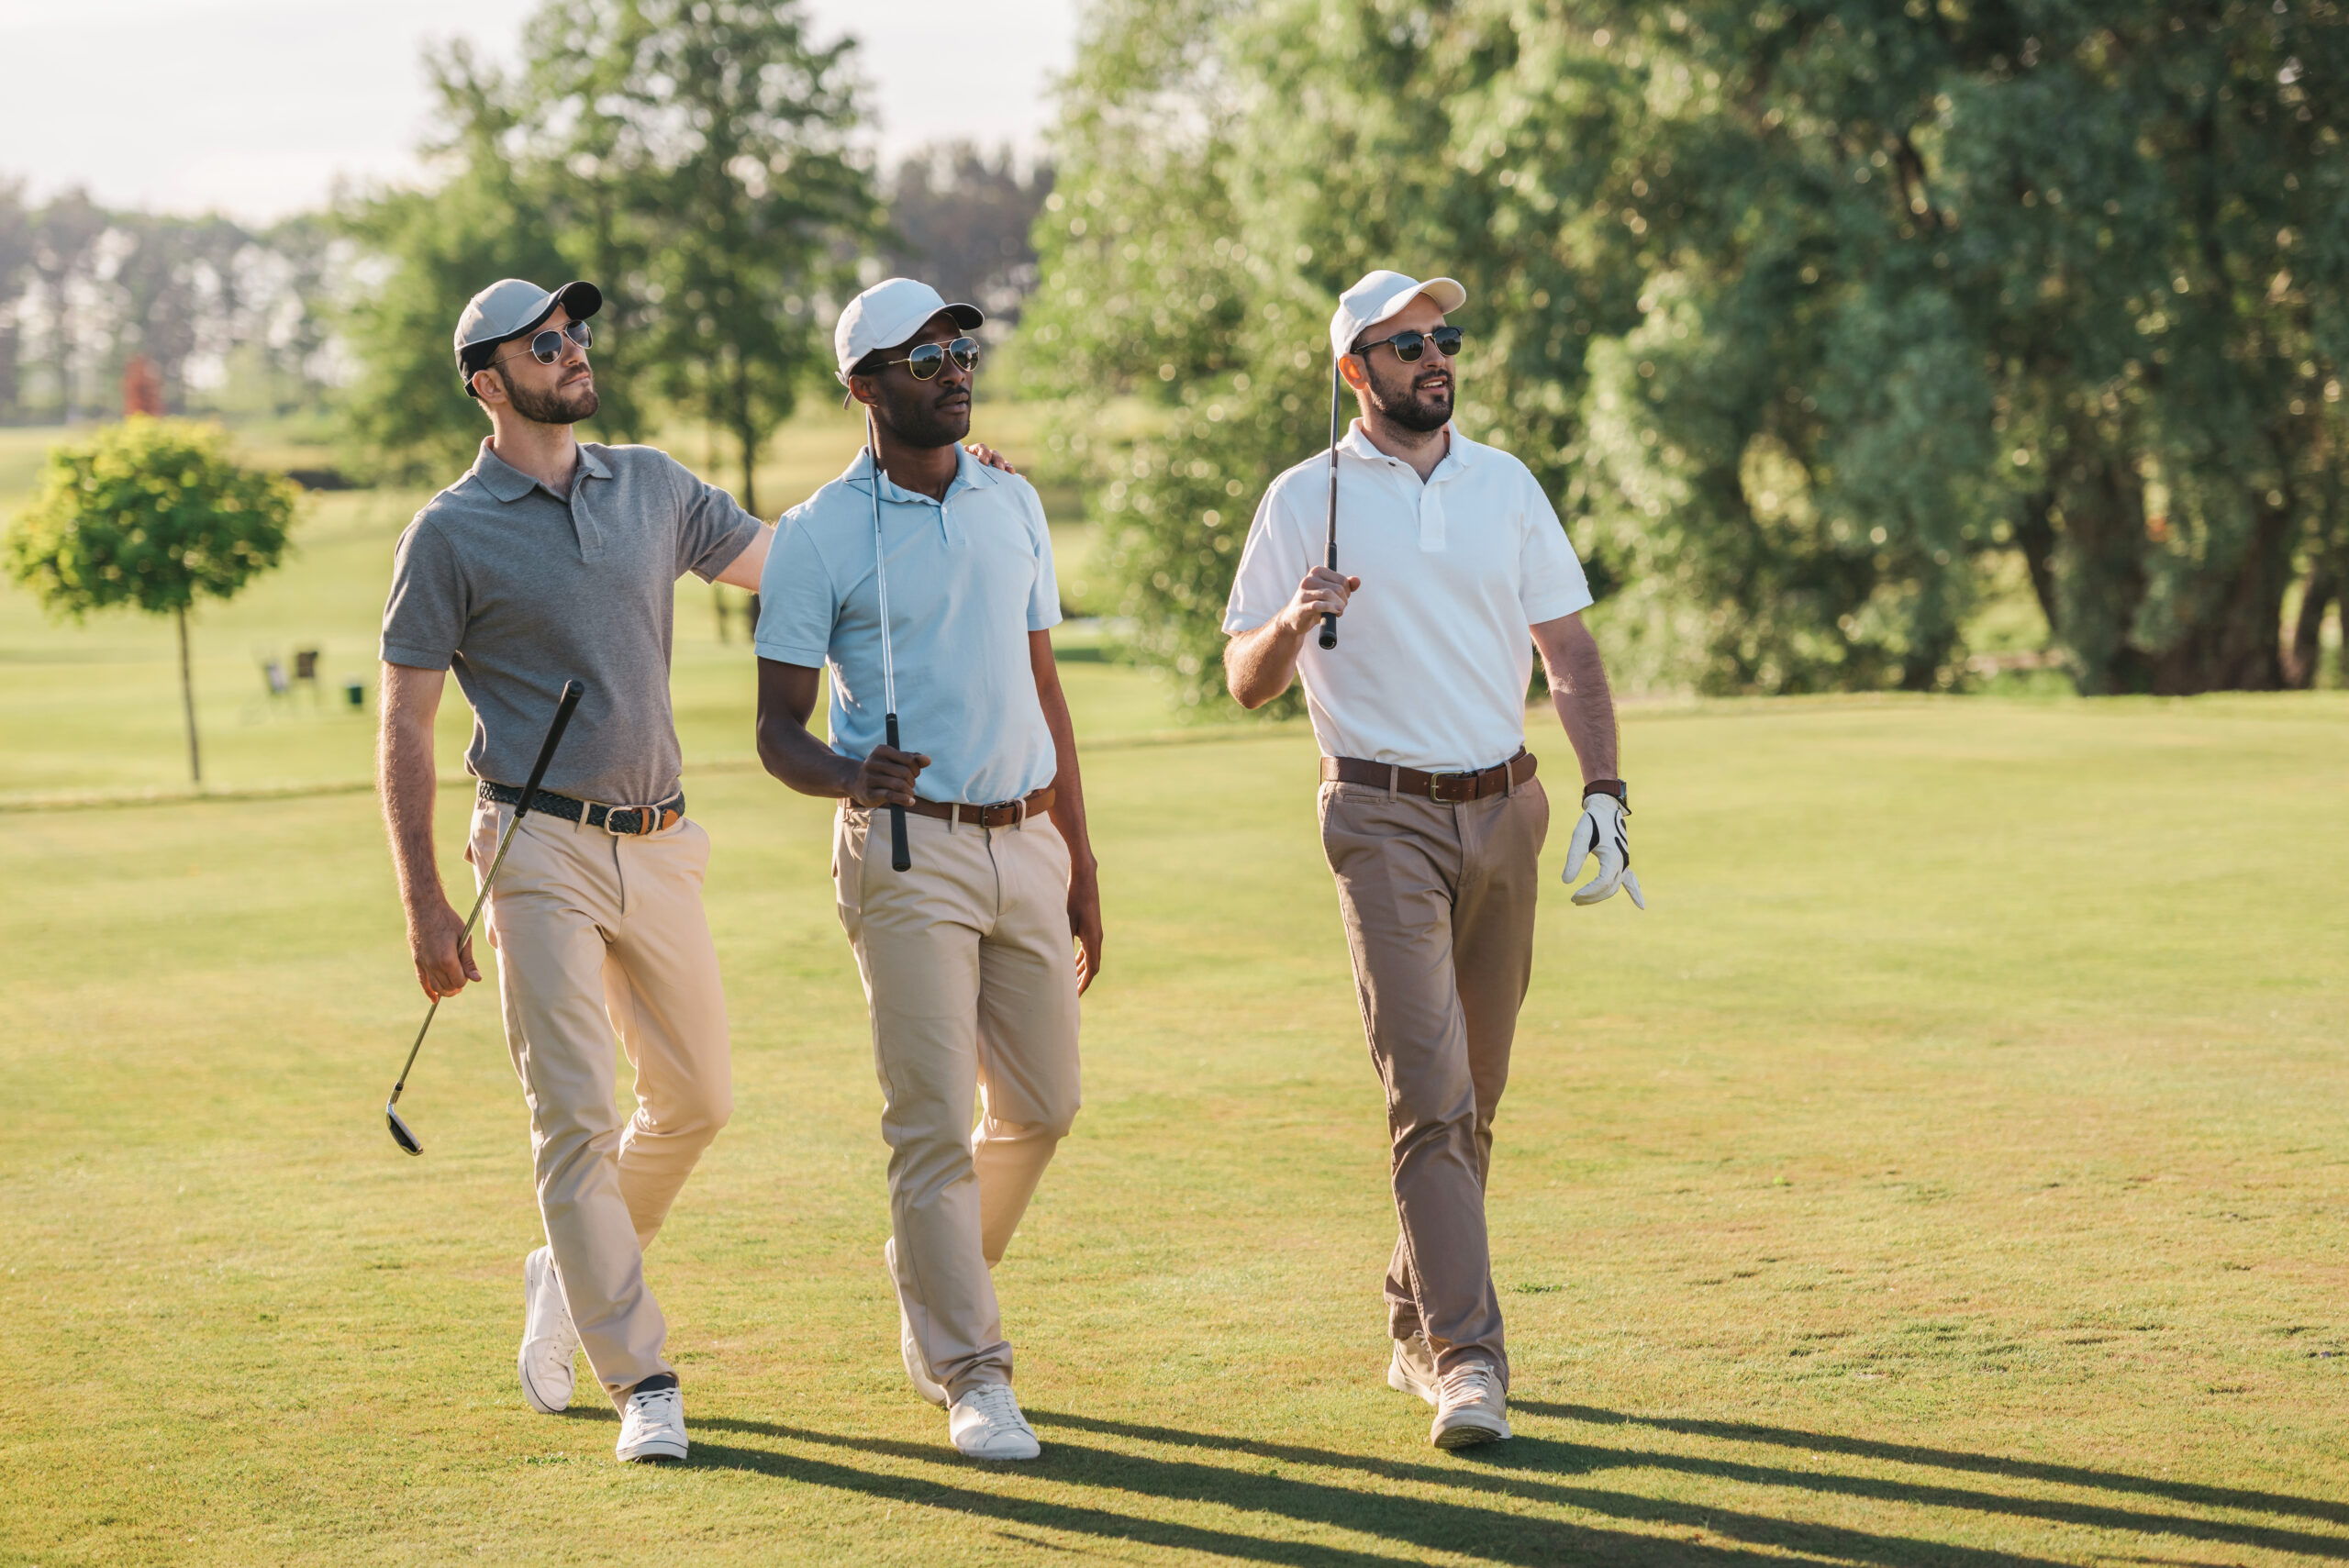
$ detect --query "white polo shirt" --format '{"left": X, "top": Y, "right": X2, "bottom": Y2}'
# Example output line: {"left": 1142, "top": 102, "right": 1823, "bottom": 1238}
{"left": 1223, "top": 422, "right": 1593, "bottom": 772}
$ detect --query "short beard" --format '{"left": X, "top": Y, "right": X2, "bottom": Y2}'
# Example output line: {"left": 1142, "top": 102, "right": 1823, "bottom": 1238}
{"left": 500, "top": 371, "right": 598, "bottom": 427}
{"left": 1363, "top": 361, "right": 1452, "bottom": 433}
{"left": 876, "top": 389, "right": 972, "bottom": 450}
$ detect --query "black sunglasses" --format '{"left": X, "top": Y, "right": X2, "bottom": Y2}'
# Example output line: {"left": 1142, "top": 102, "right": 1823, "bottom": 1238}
{"left": 495, "top": 318, "right": 594, "bottom": 368}
{"left": 885, "top": 336, "right": 982, "bottom": 380}
{"left": 1353, "top": 326, "right": 1464, "bottom": 363}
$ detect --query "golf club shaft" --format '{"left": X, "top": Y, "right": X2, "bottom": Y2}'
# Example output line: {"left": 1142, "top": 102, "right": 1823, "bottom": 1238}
{"left": 388, "top": 680, "right": 582, "bottom": 1103}
{"left": 867, "top": 412, "right": 913, "bottom": 873}
{"left": 1320, "top": 354, "right": 1340, "bottom": 651}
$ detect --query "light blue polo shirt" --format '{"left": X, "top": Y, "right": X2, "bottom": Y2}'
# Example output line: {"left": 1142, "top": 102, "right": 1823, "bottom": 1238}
{"left": 755, "top": 447, "right": 1062, "bottom": 806}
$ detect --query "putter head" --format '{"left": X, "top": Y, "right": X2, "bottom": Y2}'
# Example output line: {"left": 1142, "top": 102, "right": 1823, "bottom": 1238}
{"left": 385, "top": 1100, "right": 423, "bottom": 1156}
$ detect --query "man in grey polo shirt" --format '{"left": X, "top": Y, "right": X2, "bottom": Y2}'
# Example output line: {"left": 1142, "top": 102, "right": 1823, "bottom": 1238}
{"left": 753, "top": 277, "right": 1102, "bottom": 1462}
{"left": 378, "top": 276, "right": 774, "bottom": 1464}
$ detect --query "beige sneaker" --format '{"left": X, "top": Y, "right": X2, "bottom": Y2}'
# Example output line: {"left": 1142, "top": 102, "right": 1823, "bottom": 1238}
{"left": 1387, "top": 1334, "right": 1439, "bottom": 1407}
{"left": 1430, "top": 1362, "right": 1511, "bottom": 1449}
{"left": 884, "top": 1238, "right": 948, "bottom": 1407}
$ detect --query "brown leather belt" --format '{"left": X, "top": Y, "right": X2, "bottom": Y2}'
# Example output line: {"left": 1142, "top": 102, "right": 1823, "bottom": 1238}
{"left": 1320, "top": 750, "right": 1536, "bottom": 802}
{"left": 898, "top": 786, "right": 1055, "bottom": 828}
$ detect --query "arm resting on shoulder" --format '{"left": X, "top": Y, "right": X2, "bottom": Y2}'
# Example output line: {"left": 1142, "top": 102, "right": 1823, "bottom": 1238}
{"left": 378, "top": 662, "right": 479, "bottom": 1001}
{"left": 1529, "top": 612, "right": 1620, "bottom": 786}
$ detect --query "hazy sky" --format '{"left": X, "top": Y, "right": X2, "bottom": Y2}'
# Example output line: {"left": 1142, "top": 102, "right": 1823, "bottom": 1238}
{"left": 0, "top": 0, "right": 1077, "bottom": 220}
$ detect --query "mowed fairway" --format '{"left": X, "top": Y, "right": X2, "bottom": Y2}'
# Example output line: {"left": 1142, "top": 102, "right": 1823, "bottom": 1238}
{"left": 3, "top": 677, "right": 2347, "bottom": 1563}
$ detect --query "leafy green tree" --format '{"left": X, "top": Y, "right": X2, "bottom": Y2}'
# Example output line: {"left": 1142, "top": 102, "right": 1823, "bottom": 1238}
{"left": 1029, "top": 0, "right": 2349, "bottom": 701}
{"left": 519, "top": 0, "right": 874, "bottom": 514}
{"left": 5, "top": 419, "right": 296, "bottom": 784}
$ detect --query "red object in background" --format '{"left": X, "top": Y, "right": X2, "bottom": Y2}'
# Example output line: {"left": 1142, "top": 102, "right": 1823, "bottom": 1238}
{"left": 122, "top": 356, "right": 164, "bottom": 417}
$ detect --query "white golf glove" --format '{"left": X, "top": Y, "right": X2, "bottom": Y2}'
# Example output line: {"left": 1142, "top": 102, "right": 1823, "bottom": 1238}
{"left": 1563, "top": 789, "right": 1644, "bottom": 908}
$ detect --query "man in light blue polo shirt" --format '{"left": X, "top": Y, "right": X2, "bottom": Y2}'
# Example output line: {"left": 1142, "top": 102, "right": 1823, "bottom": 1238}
{"left": 753, "top": 278, "right": 1102, "bottom": 1462}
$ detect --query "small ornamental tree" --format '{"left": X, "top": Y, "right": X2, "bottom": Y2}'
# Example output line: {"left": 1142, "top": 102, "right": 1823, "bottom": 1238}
{"left": 6, "top": 417, "right": 296, "bottom": 783}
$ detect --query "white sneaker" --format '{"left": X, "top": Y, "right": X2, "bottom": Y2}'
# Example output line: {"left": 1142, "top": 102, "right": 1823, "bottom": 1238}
{"left": 1387, "top": 1334, "right": 1439, "bottom": 1407}
{"left": 948, "top": 1384, "right": 1041, "bottom": 1461}
{"left": 616, "top": 1382, "right": 687, "bottom": 1463}
{"left": 884, "top": 1239, "right": 948, "bottom": 1407}
{"left": 518, "top": 1246, "right": 580, "bottom": 1415}
{"left": 1430, "top": 1362, "right": 1511, "bottom": 1449}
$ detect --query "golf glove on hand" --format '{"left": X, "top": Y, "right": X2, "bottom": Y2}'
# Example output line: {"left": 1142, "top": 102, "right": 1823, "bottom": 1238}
{"left": 1563, "top": 790, "right": 1644, "bottom": 908}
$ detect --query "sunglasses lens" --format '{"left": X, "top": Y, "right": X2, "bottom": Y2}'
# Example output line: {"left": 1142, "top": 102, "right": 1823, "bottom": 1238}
{"left": 905, "top": 343, "right": 946, "bottom": 379}
{"left": 948, "top": 337, "right": 981, "bottom": 372}
{"left": 1431, "top": 328, "right": 1463, "bottom": 356}
{"left": 530, "top": 329, "right": 563, "bottom": 363}
{"left": 1392, "top": 331, "right": 1425, "bottom": 363}
{"left": 568, "top": 320, "right": 594, "bottom": 350}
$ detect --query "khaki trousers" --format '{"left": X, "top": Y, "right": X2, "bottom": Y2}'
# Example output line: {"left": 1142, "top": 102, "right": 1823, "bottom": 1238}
{"left": 834, "top": 805, "right": 1082, "bottom": 1401}
{"left": 471, "top": 801, "right": 732, "bottom": 1406}
{"left": 1318, "top": 775, "right": 1549, "bottom": 1387}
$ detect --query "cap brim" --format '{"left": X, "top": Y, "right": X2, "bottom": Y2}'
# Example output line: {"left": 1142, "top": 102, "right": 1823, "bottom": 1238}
{"left": 516, "top": 280, "right": 601, "bottom": 339}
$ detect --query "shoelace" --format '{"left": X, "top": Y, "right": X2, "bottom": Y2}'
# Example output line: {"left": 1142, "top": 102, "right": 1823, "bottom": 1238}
{"left": 627, "top": 1387, "right": 683, "bottom": 1422}
{"left": 963, "top": 1384, "right": 1027, "bottom": 1428}
{"left": 1437, "top": 1364, "right": 1497, "bottom": 1409}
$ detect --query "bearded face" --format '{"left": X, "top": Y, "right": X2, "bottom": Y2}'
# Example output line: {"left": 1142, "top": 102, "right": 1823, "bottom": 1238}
{"left": 1354, "top": 338, "right": 1453, "bottom": 433}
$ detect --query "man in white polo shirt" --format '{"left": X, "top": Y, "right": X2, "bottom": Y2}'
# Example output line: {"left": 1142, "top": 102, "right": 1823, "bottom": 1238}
{"left": 753, "top": 278, "right": 1101, "bottom": 1462}
{"left": 1224, "top": 269, "right": 1642, "bottom": 1450}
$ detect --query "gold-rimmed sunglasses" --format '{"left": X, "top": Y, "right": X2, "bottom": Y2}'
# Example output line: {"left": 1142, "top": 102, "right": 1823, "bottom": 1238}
{"left": 884, "top": 336, "right": 982, "bottom": 380}
{"left": 494, "top": 318, "right": 594, "bottom": 368}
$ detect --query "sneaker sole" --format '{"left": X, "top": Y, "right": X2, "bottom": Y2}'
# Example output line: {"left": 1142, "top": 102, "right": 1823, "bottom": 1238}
{"left": 617, "top": 1440, "right": 688, "bottom": 1464}
{"left": 954, "top": 1440, "right": 1042, "bottom": 1462}
{"left": 1432, "top": 1418, "right": 1512, "bottom": 1449}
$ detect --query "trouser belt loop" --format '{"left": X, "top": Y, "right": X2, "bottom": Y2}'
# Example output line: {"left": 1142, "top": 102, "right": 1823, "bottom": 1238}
{"left": 1386, "top": 763, "right": 1398, "bottom": 800}
{"left": 948, "top": 803, "right": 961, "bottom": 833}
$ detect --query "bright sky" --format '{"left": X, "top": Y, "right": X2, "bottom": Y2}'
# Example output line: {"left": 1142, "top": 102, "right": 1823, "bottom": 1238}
{"left": 0, "top": 0, "right": 1077, "bottom": 220}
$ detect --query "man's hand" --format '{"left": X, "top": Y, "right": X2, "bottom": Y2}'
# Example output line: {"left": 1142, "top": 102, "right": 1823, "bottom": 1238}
{"left": 408, "top": 893, "right": 482, "bottom": 999}
{"left": 1278, "top": 566, "right": 1361, "bottom": 636}
{"left": 1068, "top": 861, "right": 1104, "bottom": 995}
{"left": 966, "top": 442, "right": 1017, "bottom": 474}
{"left": 850, "top": 744, "right": 930, "bottom": 807}
{"left": 1563, "top": 791, "right": 1645, "bottom": 908}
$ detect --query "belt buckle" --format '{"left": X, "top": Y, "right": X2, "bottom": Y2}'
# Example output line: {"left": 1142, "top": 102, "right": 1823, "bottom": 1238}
{"left": 1429, "top": 771, "right": 1475, "bottom": 803}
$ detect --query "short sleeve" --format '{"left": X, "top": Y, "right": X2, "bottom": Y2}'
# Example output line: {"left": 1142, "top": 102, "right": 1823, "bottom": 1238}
{"left": 752, "top": 512, "right": 841, "bottom": 667}
{"left": 1222, "top": 477, "right": 1308, "bottom": 634}
{"left": 672, "top": 456, "right": 763, "bottom": 582}
{"left": 1517, "top": 473, "right": 1594, "bottom": 626}
{"left": 1026, "top": 488, "right": 1063, "bottom": 632}
{"left": 380, "top": 518, "right": 465, "bottom": 670}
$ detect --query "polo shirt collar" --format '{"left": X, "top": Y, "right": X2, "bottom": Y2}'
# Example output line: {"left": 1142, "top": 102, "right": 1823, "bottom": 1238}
{"left": 470, "top": 439, "right": 608, "bottom": 503}
{"left": 848, "top": 444, "right": 1002, "bottom": 506}
{"left": 1336, "top": 419, "right": 1475, "bottom": 479}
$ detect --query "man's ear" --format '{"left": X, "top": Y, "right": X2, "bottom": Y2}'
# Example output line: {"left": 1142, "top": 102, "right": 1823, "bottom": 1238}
{"left": 844, "top": 373, "right": 879, "bottom": 411}
{"left": 1337, "top": 352, "right": 1371, "bottom": 395}
{"left": 470, "top": 364, "right": 507, "bottom": 406}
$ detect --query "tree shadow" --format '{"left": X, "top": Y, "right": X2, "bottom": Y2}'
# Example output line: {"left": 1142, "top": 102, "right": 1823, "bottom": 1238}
{"left": 1516, "top": 1403, "right": 2349, "bottom": 1528}
{"left": 694, "top": 1414, "right": 2082, "bottom": 1567}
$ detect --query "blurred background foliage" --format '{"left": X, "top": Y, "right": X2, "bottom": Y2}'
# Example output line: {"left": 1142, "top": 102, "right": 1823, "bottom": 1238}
{"left": 1, "top": 0, "right": 2344, "bottom": 706}
{"left": 1024, "top": 0, "right": 2349, "bottom": 701}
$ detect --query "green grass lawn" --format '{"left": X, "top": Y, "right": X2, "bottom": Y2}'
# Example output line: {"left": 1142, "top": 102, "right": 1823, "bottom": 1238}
{"left": 2, "top": 689, "right": 2345, "bottom": 1565}
{"left": 3, "top": 414, "right": 2347, "bottom": 1564}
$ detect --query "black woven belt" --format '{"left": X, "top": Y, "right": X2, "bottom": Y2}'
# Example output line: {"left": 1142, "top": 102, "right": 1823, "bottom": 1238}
{"left": 479, "top": 781, "right": 685, "bottom": 837}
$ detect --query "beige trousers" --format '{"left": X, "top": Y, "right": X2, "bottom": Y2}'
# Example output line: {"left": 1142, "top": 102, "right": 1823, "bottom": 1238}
{"left": 1318, "top": 775, "right": 1549, "bottom": 1388}
{"left": 471, "top": 801, "right": 732, "bottom": 1406}
{"left": 834, "top": 805, "right": 1082, "bottom": 1400}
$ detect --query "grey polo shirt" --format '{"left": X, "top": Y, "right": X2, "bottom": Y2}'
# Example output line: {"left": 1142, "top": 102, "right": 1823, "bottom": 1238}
{"left": 381, "top": 439, "right": 762, "bottom": 806}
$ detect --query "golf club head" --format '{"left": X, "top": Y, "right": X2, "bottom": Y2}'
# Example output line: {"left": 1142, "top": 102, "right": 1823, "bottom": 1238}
{"left": 385, "top": 1100, "right": 423, "bottom": 1156}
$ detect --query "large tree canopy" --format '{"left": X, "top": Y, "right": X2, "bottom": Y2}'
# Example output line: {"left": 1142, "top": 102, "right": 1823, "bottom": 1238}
{"left": 1027, "top": 0, "right": 2349, "bottom": 700}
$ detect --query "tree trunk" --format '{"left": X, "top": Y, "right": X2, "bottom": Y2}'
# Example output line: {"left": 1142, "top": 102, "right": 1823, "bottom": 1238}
{"left": 2285, "top": 562, "right": 2334, "bottom": 689}
{"left": 2143, "top": 501, "right": 2292, "bottom": 695}
{"left": 177, "top": 604, "right": 202, "bottom": 784}
{"left": 738, "top": 425, "right": 758, "bottom": 519}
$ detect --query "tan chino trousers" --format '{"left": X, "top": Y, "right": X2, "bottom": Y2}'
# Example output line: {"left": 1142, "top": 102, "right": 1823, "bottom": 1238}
{"left": 1319, "top": 774, "right": 1549, "bottom": 1387}
{"left": 472, "top": 801, "right": 733, "bottom": 1406}
{"left": 834, "top": 805, "right": 1083, "bottom": 1400}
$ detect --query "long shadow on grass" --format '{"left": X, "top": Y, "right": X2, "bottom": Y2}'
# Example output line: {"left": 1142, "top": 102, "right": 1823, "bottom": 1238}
{"left": 1521, "top": 1403, "right": 2349, "bottom": 1529}
{"left": 1023, "top": 1412, "right": 2338, "bottom": 1563}
{"left": 697, "top": 1417, "right": 2070, "bottom": 1568}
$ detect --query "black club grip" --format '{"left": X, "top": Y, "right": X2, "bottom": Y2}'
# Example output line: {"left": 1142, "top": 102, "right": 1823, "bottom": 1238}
{"left": 885, "top": 712, "right": 912, "bottom": 873}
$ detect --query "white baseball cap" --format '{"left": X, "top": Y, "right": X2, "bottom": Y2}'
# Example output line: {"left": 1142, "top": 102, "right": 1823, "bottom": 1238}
{"left": 835, "top": 277, "right": 985, "bottom": 384}
{"left": 1330, "top": 270, "right": 1466, "bottom": 361}
{"left": 454, "top": 278, "right": 601, "bottom": 395}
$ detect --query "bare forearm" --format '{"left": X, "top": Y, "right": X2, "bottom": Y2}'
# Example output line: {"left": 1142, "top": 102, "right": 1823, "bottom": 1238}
{"left": 377, "top": 702, "right": 444, "bottom": 916}
{"left": 1039, "top": 695, "right": 1097, "bottom": 875}
{"left": 1533, "top": 617, "right": 1620, "bottom": 784}
{"left": 1223, "top": 620, "right": 1308, "bottom": 709}
{"left": 756, "top": 716, "right": 860, "bottom": 798}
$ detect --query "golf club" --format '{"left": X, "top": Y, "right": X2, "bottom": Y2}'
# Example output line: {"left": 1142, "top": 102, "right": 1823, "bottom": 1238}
{"left": 1320, "top": 351, "right": 1341, "bottom": 651}
{"left": 866, "top": 410, "right": 912, "bottom": 873}
{"left": 384, "top": 679, "right": 583, "bottom": 1155}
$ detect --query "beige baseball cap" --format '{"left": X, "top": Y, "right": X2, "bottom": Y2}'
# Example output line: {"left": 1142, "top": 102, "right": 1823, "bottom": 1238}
{"left": 1330, "top": 270, "right": 1466, "bottom": 361}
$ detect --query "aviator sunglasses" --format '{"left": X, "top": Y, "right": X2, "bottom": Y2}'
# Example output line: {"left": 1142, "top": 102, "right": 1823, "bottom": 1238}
{"left": 1353, "top": 325, "right": 1464, "bottom": 363}
{"left": 495, "top": 318, "right": 594, "bottom": 368}
{"left": 884, "top": 336, "right": 982, "bottom": 380}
